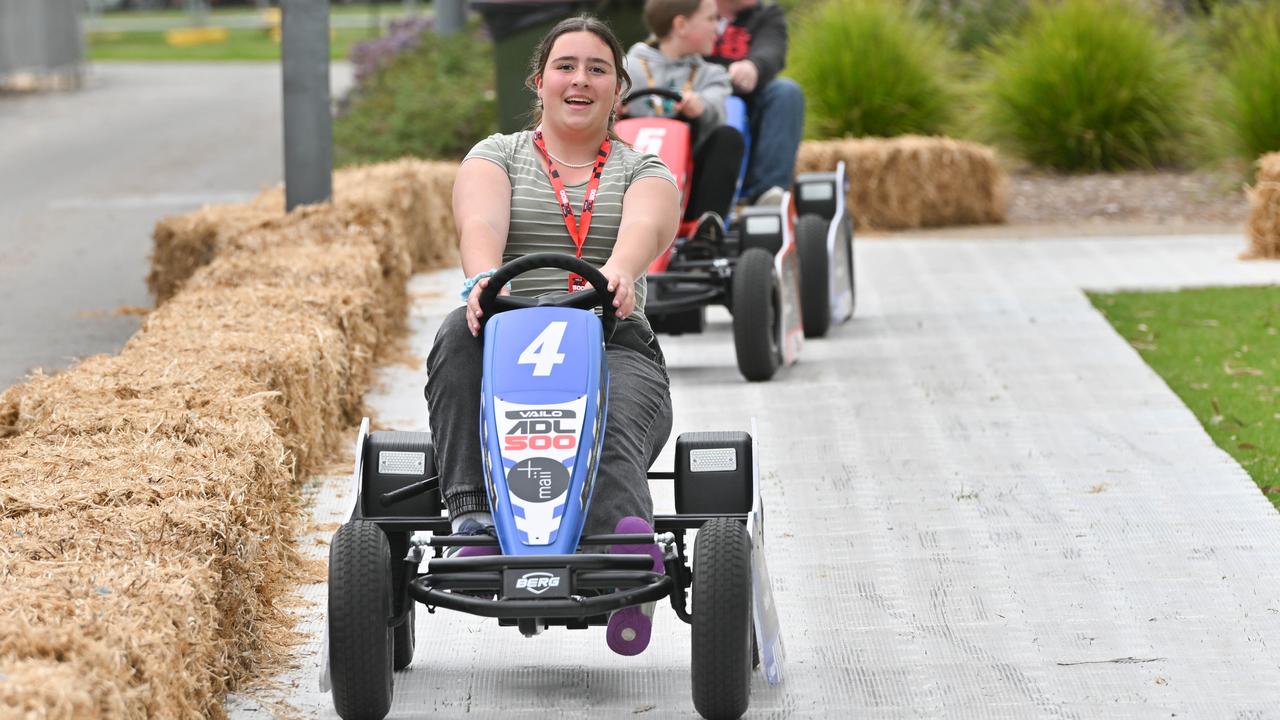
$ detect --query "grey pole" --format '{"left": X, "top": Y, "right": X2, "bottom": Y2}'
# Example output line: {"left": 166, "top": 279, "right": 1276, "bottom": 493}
{"left": 281, "top": 0, "right": 333, "bottom": 212}
{"left": 435, "top": 0, "right": 465, "bottom": 36}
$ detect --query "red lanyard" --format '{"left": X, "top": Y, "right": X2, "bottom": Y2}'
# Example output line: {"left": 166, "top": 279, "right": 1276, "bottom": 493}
{"left": 532, "top": 130, "right": 612, "bottom": 287}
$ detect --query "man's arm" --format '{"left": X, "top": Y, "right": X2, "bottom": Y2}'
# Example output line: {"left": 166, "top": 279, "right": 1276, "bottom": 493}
{"left": 746, "top": 5, "right": 788, "bottom": 91}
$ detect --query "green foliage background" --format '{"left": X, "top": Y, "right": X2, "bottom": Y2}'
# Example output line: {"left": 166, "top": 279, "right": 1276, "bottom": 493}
{"left": 333, "top": 27, "right": 496, "bottom": 166}
{"left": 975, "top": 0, "right": 1198, "bottom": 171}
{"left": 787, "top": 0, "right": 955, "bottom": 139}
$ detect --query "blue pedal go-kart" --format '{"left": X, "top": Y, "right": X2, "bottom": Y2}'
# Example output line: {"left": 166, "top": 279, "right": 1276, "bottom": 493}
{"left": 321, "top": 255, "right": 783, "bottom": 720}
{"left": 616, "top": 88, "right": 856, "bottom": 382}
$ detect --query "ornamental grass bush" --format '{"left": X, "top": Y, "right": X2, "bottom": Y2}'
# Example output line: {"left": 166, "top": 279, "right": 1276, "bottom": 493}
{"left": 978, "top": 0, "right": 1198, "bottom": 171}
{"left": 1219, "top": 2, "right": 1280, "bottom": 159}
{"left": 913, "top": 0, "right": 1030, "bottom": 50}
{"left": 788, "top": 0, "right": 955, "bottom": 139}
{"left": 334, "top": 23, "right": 496, "bottom": 165}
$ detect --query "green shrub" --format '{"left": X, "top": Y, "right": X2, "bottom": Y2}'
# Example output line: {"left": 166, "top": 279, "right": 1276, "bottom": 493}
{"left": 978, "top": 0, "right": 1197, "bottom": 171}
{"left": 1219, "top": 2, "right": 1280, "bottom": 157}
{"left": 913, "top": 0, "right": 1030, "bottom": 51}
{"left": 788, "top": 0, "right": 955, "bottom": 139}
{"left": 334, "top": 27, "right": 496, "bottom": 166}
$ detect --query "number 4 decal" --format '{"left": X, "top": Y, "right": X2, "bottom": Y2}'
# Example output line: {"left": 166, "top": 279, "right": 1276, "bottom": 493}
{"left": 519, "top": 321, "right": 568, "bottom": 376}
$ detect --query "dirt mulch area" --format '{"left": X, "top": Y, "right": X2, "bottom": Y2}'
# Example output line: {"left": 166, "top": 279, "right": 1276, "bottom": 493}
{"left": 892, "top": 168, "right": 1254, "bottom": 238}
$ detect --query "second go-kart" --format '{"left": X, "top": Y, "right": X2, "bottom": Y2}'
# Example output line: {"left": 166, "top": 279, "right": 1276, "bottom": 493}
{"left": 321, "top": 254, "right": 784, "bottom": 720}
{"left": 615, "top": 88, "right": 856, "bottom": 382}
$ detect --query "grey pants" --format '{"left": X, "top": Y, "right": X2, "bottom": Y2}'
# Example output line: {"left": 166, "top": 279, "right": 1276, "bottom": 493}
{"left": 425, "top": 306, "right": 674, "bottom": 536}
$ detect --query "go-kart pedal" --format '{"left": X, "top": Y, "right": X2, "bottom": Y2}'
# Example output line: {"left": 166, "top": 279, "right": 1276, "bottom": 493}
{"left": 606, "top": 515, "right": 665, "bottom": 656}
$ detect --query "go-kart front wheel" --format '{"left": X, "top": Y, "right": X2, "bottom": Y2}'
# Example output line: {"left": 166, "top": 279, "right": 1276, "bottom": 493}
{"left": 691, "top": 517, "right": 754, "bottom": 720}
{"left": 796, "top": 213, "right": 832, "bottom": 338}
{"left": 329, "top": 519, "right": 394, "bottom": 720}
{"left": 731, "top": 248, "right": 782, "bottom": 382}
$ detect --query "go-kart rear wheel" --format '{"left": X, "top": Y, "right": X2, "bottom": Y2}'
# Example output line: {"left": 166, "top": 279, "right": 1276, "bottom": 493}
{"left": 796, "top": 213, "right": 832, "bottom": 338}
{"left": 329, "top": 520, "right": 394, "bottom": 720}
{"left": 691, "top": 517, "right": 753, "bottom": 720}
{"left": 731, "top": 248, "right": 781, "bottom": 382}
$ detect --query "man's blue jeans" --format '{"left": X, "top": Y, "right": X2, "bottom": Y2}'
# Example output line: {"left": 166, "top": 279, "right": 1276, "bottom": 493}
{"left": 744, "top": 77, "right": 805, "bottom": 200}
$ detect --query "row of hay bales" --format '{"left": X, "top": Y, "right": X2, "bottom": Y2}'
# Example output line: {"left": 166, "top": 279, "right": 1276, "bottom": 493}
{"left": 1247, "top": 152, "right": 1280, "bottom": 260}
{"left": 0, "top": 160, "right": 459, "bottom": 718}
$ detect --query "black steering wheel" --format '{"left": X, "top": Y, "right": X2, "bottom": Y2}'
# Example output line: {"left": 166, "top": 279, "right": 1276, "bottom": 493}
{"left": 476, "top": 253, "right": 619, "bottom": 339}
{"left": 621, "top": 87, "right": 685, "bottom": 118}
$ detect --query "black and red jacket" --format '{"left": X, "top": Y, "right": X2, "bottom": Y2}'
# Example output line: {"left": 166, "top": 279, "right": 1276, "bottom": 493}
{"left": 705, "top": 2, "right": 788, "bottom": 102}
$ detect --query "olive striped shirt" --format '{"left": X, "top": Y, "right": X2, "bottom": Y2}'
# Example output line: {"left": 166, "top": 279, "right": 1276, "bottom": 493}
{"left": 462, "top": 131, "right": 676, "bottom": 329}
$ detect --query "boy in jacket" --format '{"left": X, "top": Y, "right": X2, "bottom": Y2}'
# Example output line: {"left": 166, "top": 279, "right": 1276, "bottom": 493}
{"left": 624, "top": 0, "right": 746, "bottom": 223}
{"left": 706, "top": 0, "right": 803, "bottom": 205}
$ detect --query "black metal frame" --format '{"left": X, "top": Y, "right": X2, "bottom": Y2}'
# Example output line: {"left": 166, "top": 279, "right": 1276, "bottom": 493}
{"left": 644, "top": 244, "right": 739, "bottom": 320}
{"left": 368, "top": 468, "right": 748, "bottom": 628}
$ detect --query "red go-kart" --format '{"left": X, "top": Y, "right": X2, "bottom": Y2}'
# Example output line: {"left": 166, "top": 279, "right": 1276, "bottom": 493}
{"left": 614, "top": 88, "right": 855, "bottom": 382}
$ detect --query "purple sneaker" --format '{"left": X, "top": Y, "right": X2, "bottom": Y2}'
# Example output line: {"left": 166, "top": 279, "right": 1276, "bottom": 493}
{"left": 450, "top": 518, "right": 499, "bottom": 558}
{"left": 606, "top": 516, "right": 665, "bottom": 656}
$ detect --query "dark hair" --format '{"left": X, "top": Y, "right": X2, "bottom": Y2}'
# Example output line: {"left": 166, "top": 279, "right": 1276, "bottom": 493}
{"left": 524, "top": 14, "right": 632, "bottom": 135}
{"left": 643, "top": 0, "right": 703, "bottom": 40}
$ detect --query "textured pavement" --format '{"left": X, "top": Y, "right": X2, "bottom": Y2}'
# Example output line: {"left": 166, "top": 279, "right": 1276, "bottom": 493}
{"left": 0, "top": 62, "right": 352, "bottom": 389}
{"left": 230, "top": 233, "right": 1280, "bottom": 719}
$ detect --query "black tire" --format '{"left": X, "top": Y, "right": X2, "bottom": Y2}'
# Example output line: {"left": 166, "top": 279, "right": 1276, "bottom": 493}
{"left": 796, "top": 213, "right": 832, "bottom": 338}
{"left": 393, "top": 602, "right": 415, "bottom": 671}
{"left": 691, "top": 518, "right": 753, "bottom": 720}
{"left": 731, "top": 248, "right": 781, "bottom": 382}
{"left": 329, "top": 520, "right": 394, "bottom": 720}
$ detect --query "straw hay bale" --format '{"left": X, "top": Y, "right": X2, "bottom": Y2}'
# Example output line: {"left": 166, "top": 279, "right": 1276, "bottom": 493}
{"left": 147, "top": 192, "right": 283, "bottom": 303}
{"left": 2, "top": 155, "right": 461, "bottom": 716}
{"left": 1245, "top": 152, "right": 1280, "bottom": 259}
{"left": 148, "top": 159, "right": 458, "bottom": 304}
{"left": 0, "top": 428, "right": 300, "bottom": 718}
{"left": 796, "top": 136, "right": 1008, "bottom": 231}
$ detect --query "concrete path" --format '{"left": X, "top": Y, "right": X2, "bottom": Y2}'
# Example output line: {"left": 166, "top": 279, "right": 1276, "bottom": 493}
{"left": 231, "top": 233, "right": 1280, "bottom": 719}
{"left": 0, "top": 61, "right": 352, "bottom": 390}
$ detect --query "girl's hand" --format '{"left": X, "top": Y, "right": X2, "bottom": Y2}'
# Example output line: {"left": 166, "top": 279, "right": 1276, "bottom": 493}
{"left": 677, "top": 91, "right": 705, "bottom": 119}
{"left": 598, "top": 261, "right": 635, "bottom": 319}
{"left": 466, "top": 277, "right": 510, "bottom": 336}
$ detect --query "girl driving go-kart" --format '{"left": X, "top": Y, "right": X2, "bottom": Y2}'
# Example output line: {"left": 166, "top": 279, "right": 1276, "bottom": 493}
{"left": 427, "top": 13, "right": 678, "bottom": 657}
{"left": 322, "top": 16, "right": 784, "bottom": 720}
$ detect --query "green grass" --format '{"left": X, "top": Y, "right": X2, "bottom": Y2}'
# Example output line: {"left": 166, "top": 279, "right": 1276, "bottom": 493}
{"left": 87, "top": 26, "right": 374, "bottom": 61}
{"left": 91, "top": 3, "right": 415, "bottom": 20}
{"left": 1090, "top": 286, "right": 1280, "bottom": 509}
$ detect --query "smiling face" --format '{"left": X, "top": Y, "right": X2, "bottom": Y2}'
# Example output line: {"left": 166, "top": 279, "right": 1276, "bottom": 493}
{"left": 535, "top": 31, "right": 622, "bottom": 138}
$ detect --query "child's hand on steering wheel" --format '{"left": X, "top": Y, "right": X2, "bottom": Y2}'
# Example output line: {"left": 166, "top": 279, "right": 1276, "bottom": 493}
{"left": 599, "top": 260, "right": 635, "bottom": 319}
{"left": 677, "top": 90, "right": 705, "bottom": 119}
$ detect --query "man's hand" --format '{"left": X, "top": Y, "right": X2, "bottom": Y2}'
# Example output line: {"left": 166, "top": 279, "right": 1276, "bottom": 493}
{"left": 677, "top": 91, "right": 705, "bottom": 119}
{"left": 728, "top": 59, "right": 759, "bottom": 93}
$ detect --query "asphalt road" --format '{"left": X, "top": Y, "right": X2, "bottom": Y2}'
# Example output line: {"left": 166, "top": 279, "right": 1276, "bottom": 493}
{"left": 0, "top": 61, "right": 352, "bottom": 391}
